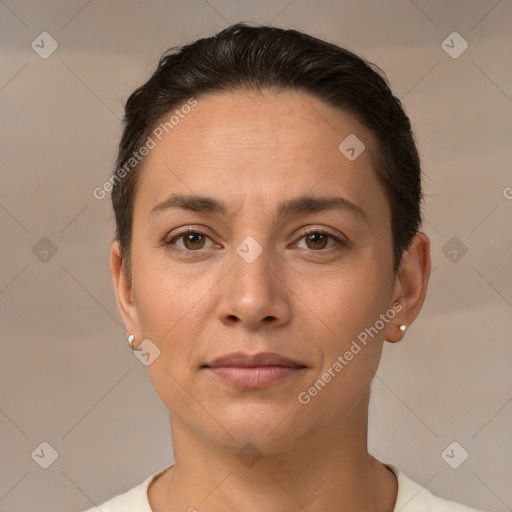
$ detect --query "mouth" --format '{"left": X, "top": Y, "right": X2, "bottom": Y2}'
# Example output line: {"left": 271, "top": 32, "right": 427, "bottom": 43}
{"left": 201, "top": 351, "right": 307, "bottom": 389}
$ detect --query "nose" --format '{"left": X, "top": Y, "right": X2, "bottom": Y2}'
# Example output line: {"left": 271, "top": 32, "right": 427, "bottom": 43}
{"left": 216, "top": 244, "right": 292, "bottom": 331}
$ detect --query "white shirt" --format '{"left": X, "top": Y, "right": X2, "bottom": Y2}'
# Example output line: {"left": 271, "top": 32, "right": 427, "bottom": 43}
{"left": 82, "top": 463, "right": 485, "bottom": 511}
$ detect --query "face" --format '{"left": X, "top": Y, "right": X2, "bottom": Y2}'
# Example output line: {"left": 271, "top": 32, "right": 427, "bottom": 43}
{"left": 112, "top": 90, "right": 419, "bottom": 454}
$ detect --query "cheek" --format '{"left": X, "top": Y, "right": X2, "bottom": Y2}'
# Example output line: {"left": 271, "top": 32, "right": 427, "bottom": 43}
{"left": 131, "top": 254, "right": 220, "bottom": 383}
{"left": 302, "top": 260, "right": 388, "bottom": 335}
{"left": 132, "top": 262, "right": 208, "bottom": 413}
{"left": 132, "top": 251, "right": 204, "bottom": 333}
{"left": 294, "top": 266, "right": 388, "bottom": 414}
{"left": 302, "top": 260, "right": 392, "bottom": 390}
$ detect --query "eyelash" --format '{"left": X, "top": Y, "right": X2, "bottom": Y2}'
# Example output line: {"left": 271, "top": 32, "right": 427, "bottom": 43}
{"left": 164, "top": 228, "right": 345, "bottom": 254}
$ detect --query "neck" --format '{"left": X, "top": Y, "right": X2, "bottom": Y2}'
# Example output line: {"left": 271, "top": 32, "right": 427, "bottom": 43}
{"left": 148, "top": 393, "right": 397, "bottom": 512}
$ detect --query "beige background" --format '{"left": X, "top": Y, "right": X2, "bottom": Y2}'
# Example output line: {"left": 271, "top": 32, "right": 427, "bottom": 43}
{"left": 1, "top": 1, "right": 511, "bottom": 511}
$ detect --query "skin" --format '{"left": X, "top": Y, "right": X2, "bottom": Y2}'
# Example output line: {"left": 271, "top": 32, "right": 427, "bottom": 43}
{"left": 110, "top": 89, "right": 431, "bottom": 512}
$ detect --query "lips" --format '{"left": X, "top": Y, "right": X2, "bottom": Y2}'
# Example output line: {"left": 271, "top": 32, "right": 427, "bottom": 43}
{"left": 202, "top": 352, "right": 307, "bottom": 389}
{"left": 203, "top": 351, "right": 306, "bottom": 369}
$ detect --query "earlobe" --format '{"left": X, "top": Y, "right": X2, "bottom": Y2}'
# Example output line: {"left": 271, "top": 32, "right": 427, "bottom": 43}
{"left": 385, "top": 232, "right": 431, "bottom": 343}
{"left": 110, "top": 241, "right": 139, "bottom": 336}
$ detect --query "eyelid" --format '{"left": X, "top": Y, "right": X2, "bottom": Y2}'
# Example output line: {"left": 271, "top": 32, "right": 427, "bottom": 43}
{"left": 296, "top": 226, "right": 344, "bottom": 239}
{"left": 166, "top": 225, "right": 212, "bottom": 238}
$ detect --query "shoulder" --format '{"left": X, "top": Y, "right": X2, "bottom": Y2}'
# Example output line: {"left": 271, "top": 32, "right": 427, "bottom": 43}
{"left": 385, "top": 463, "right": 486, "bottom": 512}
{"left": 80, "top": 466, "right": 170, "bottom": 512}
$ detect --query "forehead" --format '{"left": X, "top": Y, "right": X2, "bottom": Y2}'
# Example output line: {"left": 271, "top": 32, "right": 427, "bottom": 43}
{"left": 134, "top": 89, "right": 388, "bottom": 223}
{"left": 150, "top": 89, "right": 375, "bottom": 161}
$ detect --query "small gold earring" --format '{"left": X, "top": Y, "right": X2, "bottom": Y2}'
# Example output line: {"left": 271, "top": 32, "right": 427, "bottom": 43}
{"left": 128, "top": 334, "right": 137, "bottom": 350}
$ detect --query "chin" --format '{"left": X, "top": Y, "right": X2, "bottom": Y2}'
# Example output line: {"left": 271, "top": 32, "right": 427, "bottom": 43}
{"left": 204, "top": 403, "right": 310, "bottom": 455}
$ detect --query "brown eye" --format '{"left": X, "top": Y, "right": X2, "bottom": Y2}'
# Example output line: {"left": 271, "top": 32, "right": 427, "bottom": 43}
{"left": 182, "top": 232, "right": 206, "bottom": 250}
{"left": 304, "top": 232, "right": 329, "bottom": 250}
{"left": 296, "top": 229, "right": 344, "bottom": 252}
{"left": 166, "top": 230, "right": 213, "bottom": 251}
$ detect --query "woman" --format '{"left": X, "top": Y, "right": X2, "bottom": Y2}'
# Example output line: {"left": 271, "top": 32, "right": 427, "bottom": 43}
{"left": 84, "top": 23, "right": 485, "bottom": 512}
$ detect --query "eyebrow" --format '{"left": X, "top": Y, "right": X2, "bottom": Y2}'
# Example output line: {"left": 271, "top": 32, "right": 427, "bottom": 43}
{"left": 149, "top": 193, "right": 368, "bottom": 223}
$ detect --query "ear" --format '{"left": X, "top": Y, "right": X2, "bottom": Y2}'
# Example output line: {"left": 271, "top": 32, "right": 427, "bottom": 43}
{"left": 110, "top": 241, "right": 140, "bottom": 341}
{"left": 385, "top": 232, "right": 431, "bottom": 343}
